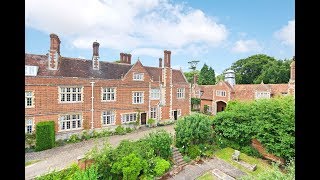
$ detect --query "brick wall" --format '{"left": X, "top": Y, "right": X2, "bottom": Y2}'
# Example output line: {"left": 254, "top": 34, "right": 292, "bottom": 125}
{"left": 251, "top": 139, "right": 285, "bottom": 164}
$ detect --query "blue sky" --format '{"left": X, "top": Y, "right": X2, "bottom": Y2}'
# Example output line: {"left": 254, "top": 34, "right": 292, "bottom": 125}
{"left": 25, "top": 0, "right": 294, "bottom": 75}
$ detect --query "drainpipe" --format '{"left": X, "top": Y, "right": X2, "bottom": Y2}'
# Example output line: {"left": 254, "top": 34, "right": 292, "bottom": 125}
{"left": 90, "top": 81, "right": 95, "bottom": 130}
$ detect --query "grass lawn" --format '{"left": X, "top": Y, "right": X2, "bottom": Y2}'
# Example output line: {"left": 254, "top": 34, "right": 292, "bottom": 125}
{"left": 196, "top": 171, "right": 216, "bottom": 180}
{"left": 213, "top": 147, "right": 275, "bottom": 177}
{"left": 25, "top": 159, "right": 41, "bottom": 167}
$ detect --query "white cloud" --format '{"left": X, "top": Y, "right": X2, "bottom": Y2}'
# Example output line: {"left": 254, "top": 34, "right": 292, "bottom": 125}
{"left": 274, "top": 19, "right": 295, "bottom": 47}
{"left": 25, "top": 0, "right": 228, "bottom": 56}
{"left": 231, "top": 39, "right": 262, "bottom": 53}
{"left": 131, "top": 48, "right": 163, "bottom": 58}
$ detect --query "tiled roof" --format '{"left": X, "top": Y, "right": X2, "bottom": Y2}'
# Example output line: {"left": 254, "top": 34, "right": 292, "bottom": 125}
{"left": 25, "top": 54, "right": 188, "bottom": 83}
{"left": 199, "top": 85, "right": 214, "bottom": 100}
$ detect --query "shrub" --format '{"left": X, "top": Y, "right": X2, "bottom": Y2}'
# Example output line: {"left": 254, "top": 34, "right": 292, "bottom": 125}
{"left": 36, "top": 163, "right": 79, "bottom": 180}
{"left": 35, "top": 121, "right": 55, "bottom": 151}
{"left": 153, "top": 157, "right": 170, "bottom": 177}
{"left": 25, "top": 132, "right": 36, "bottom": 148}
{"left": 73, "top": 164, "right": 99, "bottom": 180}
{"left": 187, "top": 145, "right": 201, "bottom": 159}
{"left": 213, "top": 96, "right": 295, "bottom": 161}
{"left": 91, "top": 130, "right": 101, "bottom": 138}
{"left": 115, "top": 126, "right": 126, "bottom": 135}
{"left": 68, "top": 134, "right": 81, "bottom": 143}
{"left": 125, "top": 127, "right": 133, "bottom": 133}
{"left": 175, "top": 113, "right": 214, "bottom": 149}
{"left": 81, "top": 130, "right": 91, "bottom": 140}
{"left": 183, "top": 155, "right": 191, "bottom": 163}
{"left": 55, "top": 139, "right": 67, "bottom": 147}
{"left": 147, "top": 118, "right": 156, "bottom": 127}
{"left": 145, "top": 130, "right": 173, "bottom": 160}
{"left": 100, "top": 129, "right": 112, "bottom": 137}
{"left": 240, "top": 146, "right": 262, "bottom": 158}
{"left": 111, "top": 153, "right": 148, "bottom": 180}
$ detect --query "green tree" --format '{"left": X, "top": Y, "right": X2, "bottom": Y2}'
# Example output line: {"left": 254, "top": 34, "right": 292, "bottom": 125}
{"left": 254, "top": 59, "right": 291, "bottom": 84}
{"left": 184, "top": 70, "right": 200, "bottom": 84}
{"left": 198, "top": 64, "right": 216, "bottom": 85}
{"left": 230, "top": 54, "right": 275, "bottom": 84}
{"left": 229, "top": 54, "right": 291, "bottom": 84}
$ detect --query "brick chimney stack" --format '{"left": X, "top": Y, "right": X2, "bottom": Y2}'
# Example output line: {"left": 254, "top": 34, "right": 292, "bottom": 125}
{"left": 120, "top": 53, "right": 124, "bottom": 62}
{"left": 127, "top": 54, "right": 132, "bottom": 64}
{"left": 290, "top": 56, "right": 295, "bottom": 81}
{"left": 159, "top": 58, "right": 163, "bottom": 67}
{"left": 164, "top": 50, "right": 171, "bottom": 68}
{"left": 92, "top": 41, "right": 100, "bottom": 70}
{"left": 193, "top": 74, "right": 198, "bottom": 84}
{"left": 48, "top": 33, "right": 61, "bottom": 70}
{"left": 120, "top": 53, "right": 131, "bottom": 64}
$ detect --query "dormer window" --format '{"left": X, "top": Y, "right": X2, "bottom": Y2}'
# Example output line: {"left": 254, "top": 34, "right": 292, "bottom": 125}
{"left": 255, "top": 91, "right": 270, "bottom": 99}
{"left": 133, "top": 73, "right": 144, "bottom": 81}
{"left": 25, "top": 65, "right": 39, "bottom": 76}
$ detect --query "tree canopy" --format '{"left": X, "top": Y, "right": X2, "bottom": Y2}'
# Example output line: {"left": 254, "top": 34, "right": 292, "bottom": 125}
{"left": 197, "top": 63, "right": 216, "bottom": 85}
{"left": 229, "top": 54, "right": 292, "bottom": 84}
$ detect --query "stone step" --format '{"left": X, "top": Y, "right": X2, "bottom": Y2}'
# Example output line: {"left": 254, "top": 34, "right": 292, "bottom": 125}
{"left": 175, "top": 158, "right": 185, "bottom": 164}
{"left": 173, "top": 153, "right": 183, "bottom": 159}
{"left": 212, "top": 169, "right": 235, "bottom": 180}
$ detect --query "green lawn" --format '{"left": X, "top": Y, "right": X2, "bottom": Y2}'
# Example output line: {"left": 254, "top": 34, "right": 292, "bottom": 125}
{"left": 25, "top": 159, "right": 41, "bottom": 167}
{"left": 196, "top": 171, "right": 216, "bottom": 180}
{"left": 213, "top": 147, "right": 274, "bottom": 177}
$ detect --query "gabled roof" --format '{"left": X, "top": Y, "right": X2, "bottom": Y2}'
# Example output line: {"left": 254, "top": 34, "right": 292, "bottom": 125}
{"left": 199, "top": 85, "right": 214, "bottom": 100}
{"left": 25, "top": 54, "right": 133, "bottom": 79}
{"left": 25, "top": 53, "right": 188, "bottom": 83}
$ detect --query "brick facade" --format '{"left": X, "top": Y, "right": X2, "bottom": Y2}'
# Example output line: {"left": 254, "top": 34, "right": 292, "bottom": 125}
{"left": 192, "top": 57, "right": 295, "bottom": 115}
{"left": 25, "top": 33, "right": 190, "bottom": 138}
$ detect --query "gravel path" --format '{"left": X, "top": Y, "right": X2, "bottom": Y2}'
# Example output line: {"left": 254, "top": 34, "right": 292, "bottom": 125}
{"left": 25, "top": 125, "right": 175, "bottom": 180}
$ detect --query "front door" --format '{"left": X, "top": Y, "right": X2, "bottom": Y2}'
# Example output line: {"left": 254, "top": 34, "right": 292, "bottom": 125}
{"left": 173, "top": 111, "right": 178, "bottom": 120}
{"left": 140, "top": 113, "right": 147, "bottom": 125}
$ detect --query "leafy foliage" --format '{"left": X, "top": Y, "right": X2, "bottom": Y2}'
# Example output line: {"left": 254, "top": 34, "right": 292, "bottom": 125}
{"left": 115, "top": 125, "right": 126, "bottom": 135}
{"left": 175, "top": 113, "right": 214, "bottom": 154}
{"left": 35, "top": 121, "right": 55, "bottom": 151}
{"left": 153, "top": 157, "right": 171, "bottom": 177}
{"left": 229, "top": 54, "right": 292, "bottom": 84}
{"left": 184, "top": 70, "right": 200, "bottom": 84}
{"left": 25, "top": 132, "right": 36, "bottom": 148}
{"left": 198, "top": 63, "right": 216, "bottom": 85}
{"left": 111, "top": 153, "right": 148, "bottom": 180}
{"left": 145, "top": 130, "right": 173, "bottom": 160}
{"left": 213, "top": 96, "right": 295, "bottom": 161}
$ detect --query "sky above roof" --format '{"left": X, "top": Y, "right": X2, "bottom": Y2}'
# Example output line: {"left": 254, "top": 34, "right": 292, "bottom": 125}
{"left": 25, "top": 0, "right": 295, "bottom": 75}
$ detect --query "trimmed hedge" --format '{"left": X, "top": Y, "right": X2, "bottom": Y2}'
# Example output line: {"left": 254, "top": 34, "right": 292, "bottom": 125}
{"left": 35, "top": 121, "right": 55, "bottom": 151}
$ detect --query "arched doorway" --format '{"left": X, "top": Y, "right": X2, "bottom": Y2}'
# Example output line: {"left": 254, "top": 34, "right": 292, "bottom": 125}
{"left": 216, "top": 101, "right": 227, "bottom": 113}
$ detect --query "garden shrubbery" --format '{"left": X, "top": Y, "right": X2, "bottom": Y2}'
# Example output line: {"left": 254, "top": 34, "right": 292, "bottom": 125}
{"left": 35, "top": 121, "right": 55, "bottom": 151}
{"left": 213, "top": 96, "right": 295, "bottom": 161}
{"left": 175, "top": 113, "right": 215, "bottom": 159}
{"left": 37, "top": 130, "right": 173, "bottom": 179}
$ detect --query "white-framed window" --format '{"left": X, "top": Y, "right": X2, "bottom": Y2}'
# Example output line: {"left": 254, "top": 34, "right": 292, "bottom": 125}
{"left": 102, "top": 110, "right": 115, "bottom": 126}
{"left": 177, "top": 88, "right": 185, "bottom": 99}
{"left": 150, "top": 88, "right": 160, "bottom": 100}
{"left": 59, "top": 87, "right": 83, "bottom": 103}
{"left": 25, "top": 91, "right": 34, "bottom": 108}
{"left": 216, "top": 90, "right": 226, "bottom": 97}
{"left": 25, "top": 119, "right": 33, "bottom": 134}
{"left": 133, "top": 73, "right": 144, "bottom": 81}
{"left": 25, "top": 65, "right": 39, "bottom": 76}
{"left": 59, "top": 114, "right": 82, "bottom": 131}
{"left": 133, "top": 92, "right": 144, "bottom": 104}
{"left": 281, "top": 92, "right": 288, "bottom": 96}
{"left": 255, "top": 91, "right": 271, "bottom": 99}
{"left": 150, "top": 107, "right": 157, "bottom": 119}
{"left": 121, "top": 113, "right": 137, "bottom": 124}
{"left": 102, "top": 87, "right": 116, "bottom": 101}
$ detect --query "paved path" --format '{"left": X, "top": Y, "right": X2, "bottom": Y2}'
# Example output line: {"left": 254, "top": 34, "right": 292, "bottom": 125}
{"left": 168, "top": 157, "right": 247, "bottom": 180}
{"left": 25, "top": 125, "right": 175, "bottom": 180}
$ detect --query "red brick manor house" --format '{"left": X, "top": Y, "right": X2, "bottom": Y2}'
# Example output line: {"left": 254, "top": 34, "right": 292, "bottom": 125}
{"left": 25, "top": 33, "right": 191, "bottom": 139}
